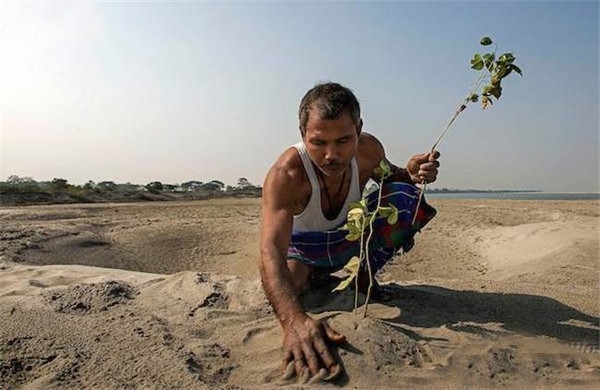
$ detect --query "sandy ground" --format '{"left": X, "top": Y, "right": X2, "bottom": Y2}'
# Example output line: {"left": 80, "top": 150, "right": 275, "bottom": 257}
{"left": 1, "top": 197, "right": 599, "bottom": 389}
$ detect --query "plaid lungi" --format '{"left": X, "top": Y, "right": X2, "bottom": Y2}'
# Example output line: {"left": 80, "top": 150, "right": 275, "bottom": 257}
{"left": 287, "top": 182, "right": 436, "bottom": 273}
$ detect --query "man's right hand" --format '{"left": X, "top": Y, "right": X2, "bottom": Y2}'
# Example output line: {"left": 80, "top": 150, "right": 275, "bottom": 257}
{"left": 281, "top": 312, "right": 346, "bottom": 383}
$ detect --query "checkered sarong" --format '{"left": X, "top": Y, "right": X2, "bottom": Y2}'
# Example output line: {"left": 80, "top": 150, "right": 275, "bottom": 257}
{"left": 287, "top": 182, "right": 436, "bottom": 273}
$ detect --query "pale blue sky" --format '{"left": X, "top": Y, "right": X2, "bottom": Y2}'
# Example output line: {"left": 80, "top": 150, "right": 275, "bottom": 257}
{"left": 1, "top": 0, "right": 598, "bottom": 192}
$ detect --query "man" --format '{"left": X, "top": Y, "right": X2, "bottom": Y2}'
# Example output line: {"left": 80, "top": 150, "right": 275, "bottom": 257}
{"left": 259, "top": 82, "right": 440, "bottom": 382}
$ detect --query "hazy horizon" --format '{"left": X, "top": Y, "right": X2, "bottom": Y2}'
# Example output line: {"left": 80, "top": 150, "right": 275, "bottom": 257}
{"left": 2, "top": 175, "right": 599, "bottom": 195}
{"left": 2, "top": 1, "right": 598, "bottom": 193}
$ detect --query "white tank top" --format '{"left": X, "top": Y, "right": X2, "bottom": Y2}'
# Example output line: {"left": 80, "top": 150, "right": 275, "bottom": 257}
{"left": 292, "top": 142, "right": 361, "bottom": 232}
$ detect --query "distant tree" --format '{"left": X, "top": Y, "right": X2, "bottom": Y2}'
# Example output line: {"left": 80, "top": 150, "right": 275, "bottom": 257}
{"left": 204, "top": 180, "right": 224, "bottom": 191}
{"left": 146, "top": 181, "right": 163, "bottom": 194}
{"left": 97, "top": 181, "right": 117, "bottom": 192}
{"left": 116, "top": 182, "right": 139, "bottom": 192}
{"left": 211, "top": 180, "right": 224, "bottom": 190}
{"left": 199, "top": 180, "right": 224, "bottom": 192}
{"left": 181, "top": 180, "right": 203, "bottom": 191}
{"left": 237, "top": 177, "right": 251, "bottom": 189}
{"left": 232, "top": 177, "right": 261, "bottom": 197}
{"left": 1, "top": 175, "right": 39, "bottom": 193}
{"left": 162, "top": 184, "right": 177, "bottom": 192}
{"left": 7, "top": 175, "right": 33, "bottom": 185}
{"left": 83, "top": 180, "right": 96, "bottom": 191}
{"left": 50, "top": 178, "right": 69, "bottom": 192}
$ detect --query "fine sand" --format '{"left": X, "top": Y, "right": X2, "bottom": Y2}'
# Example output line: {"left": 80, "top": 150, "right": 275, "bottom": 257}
{"left": 1, "top": 198, "right": 599, "bottom": 389}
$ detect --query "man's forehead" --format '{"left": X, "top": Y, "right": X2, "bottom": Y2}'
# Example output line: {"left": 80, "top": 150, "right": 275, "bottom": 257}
{"left": 304, "top": 115, "right": 357, "bottom": 140}
{"left": 306, "top": 107, "right": 353, "bottom": 123}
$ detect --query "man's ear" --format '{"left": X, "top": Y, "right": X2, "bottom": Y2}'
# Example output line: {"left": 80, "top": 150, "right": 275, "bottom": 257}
{"left": 356, "top": 119, "right": 363, "bottom": 135}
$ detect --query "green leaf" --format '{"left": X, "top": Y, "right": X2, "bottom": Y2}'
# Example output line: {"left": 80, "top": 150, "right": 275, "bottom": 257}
{"left": 386, "top": 204, "right": 398, "bottom": 225}
{"left": 348, "top": 202, "right": 365, "bottom": 211}
{"left": 498, "top": 53, "right": 515, "bottom": 64}
{"left": 472, "top": 61, "right": 484, "bottom": 71}
{"left": 482, "top": 85, "right": 494, "bottom": 95}
{"left": 497, "top": 66, "right": 512, "bottom": 79}
{"left": 470, "top": 54, "right": 484, "bottom": 70}
{"left": 387, "top": 211, "right": 398, "bottom": 225}
{"left": 492, "top": 86, "right": 502, "bottom": 99}
{"left": 483, "top": 52, "right": 495, "bottom": 72}
{"left": 379, "top": 160, "right": 391, "bottom": 177}
{"left": 345, "top": 231, "right": 361, "bottom": 241}
{"left": 378, "top": 206, "right": 392, "bottom": 217}
{"left": 333, "top": 273, "right": 356, "bottom": 291}
{"left": 347, "top": 207, "right": 364, "bottom": 221}
{"left": 480, "top": 36, "right": 493, "bottom": 46}
{"left": 354, "top": 218, "right": 362, "bottom": 230}
{"left": 482, "top": 53, "right": 495, "bottom": 62}
{"left": 510, "top": 64, "right": 523, "bottom": 76}
{"left": 344, "top": 256, "right": 361, "bottom": 274}
{"left": 342, "top": 222, "right": 360, "bottom": 235}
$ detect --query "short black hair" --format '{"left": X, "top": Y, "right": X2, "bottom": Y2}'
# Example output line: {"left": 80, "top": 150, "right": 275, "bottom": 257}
{"left": 298, "top": 82, "right": 361, "bottom": 135}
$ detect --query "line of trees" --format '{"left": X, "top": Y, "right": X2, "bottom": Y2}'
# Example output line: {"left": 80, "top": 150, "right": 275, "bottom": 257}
{"left": 0, "top": 175, "right": 262, "bottom": 202}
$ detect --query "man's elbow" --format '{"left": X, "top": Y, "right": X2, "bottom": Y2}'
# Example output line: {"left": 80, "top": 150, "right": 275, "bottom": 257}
{"left": 258, "top": 245, "right": 274, "bottom": 279}
{"left": 258, "top": 244, "right": 285, "bottom": 280}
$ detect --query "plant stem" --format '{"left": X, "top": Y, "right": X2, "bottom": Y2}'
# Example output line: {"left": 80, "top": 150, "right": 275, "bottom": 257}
{"left": 362, "top": 174, "right": 386, "bottom": 318}
{"left": 354, "top": 210, "right": 367, "bottom": 315}
{"left": 411, "top": 70, "right": 489, "bottom": 226}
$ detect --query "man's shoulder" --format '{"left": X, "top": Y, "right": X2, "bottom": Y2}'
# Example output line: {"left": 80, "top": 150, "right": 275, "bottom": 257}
{"left": 263, "top": 146, "right": 310, "bottom": 212}
{"left": 358, "top": 132, "right": 383, "bottom": 151}
{"left": 357, "top": 132, "right": 385, "bottom": 166}
{"left": 266, "top": 146, "right": 308, "bottom": 188}
{"left": 273, "top": 146, "right": 303, "bottom": 174}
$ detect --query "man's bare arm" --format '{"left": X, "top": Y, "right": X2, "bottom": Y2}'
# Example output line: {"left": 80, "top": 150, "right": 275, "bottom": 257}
{"left": 360, "top": 132, "right": 439, "bottom": 184}
{"left": 259, "top": 160, "right": 345, "bottom": 381}
{"left": 259, "top": 164, "right": 304, "bottom": 326}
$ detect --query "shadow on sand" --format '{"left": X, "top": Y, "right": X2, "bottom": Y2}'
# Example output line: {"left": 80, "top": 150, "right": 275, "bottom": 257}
{"left": 303, "top": 280, "right": 599, "bottom": 347}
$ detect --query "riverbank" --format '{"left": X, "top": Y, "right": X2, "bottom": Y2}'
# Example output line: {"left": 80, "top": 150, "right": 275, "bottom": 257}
{"left": 1, "top": 198, "right": 598, "bottom": 388}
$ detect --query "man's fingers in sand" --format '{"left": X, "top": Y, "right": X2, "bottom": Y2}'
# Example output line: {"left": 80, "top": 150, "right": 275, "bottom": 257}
{"left": 282, "top": 361, "right": 295, "bottom": 381}
{"left": 309, "top": 338, "right": 336, "bottom": 374}
{"left": 282, "top": 350, "right": 292, "bottom": 371}
{"left": 292, "top": 350, "right": 306, "bottom": 378}
{"left": 281, "top": 349, "right": 306, "bottom": 380}
{"left": 301, "top": 344, "right": 323, "bottom": 376}
{"left": 281, "top": 351, "right": 295, "bottom": 380}
{"left": 296, "top": 342, "right": 342, "bottom": 384}
{"left": 321, "top": 323, "right": 345, "bottom": 379}
{"left": 323, "top": 322, "right": 346, "bottom": 345}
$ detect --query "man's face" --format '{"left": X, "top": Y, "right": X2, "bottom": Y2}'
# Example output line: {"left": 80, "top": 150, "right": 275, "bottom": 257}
{"left": 302, "top": 109, "right": 361, "bottom": 177}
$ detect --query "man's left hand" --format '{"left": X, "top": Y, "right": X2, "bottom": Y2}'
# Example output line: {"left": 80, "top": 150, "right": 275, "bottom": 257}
{"left": 406, "top": 150, "right": 440, "bottom": 184}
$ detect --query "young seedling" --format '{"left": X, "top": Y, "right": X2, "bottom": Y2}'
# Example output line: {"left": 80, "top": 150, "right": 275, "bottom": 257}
{"left": 412, "top": 36, "right": 522, "bottom": 223}
{"left": 334, "top": 37, "right": 522, "bottom": 316}
{"left": 333, "top": 160, "right": 396, "bottom": 317}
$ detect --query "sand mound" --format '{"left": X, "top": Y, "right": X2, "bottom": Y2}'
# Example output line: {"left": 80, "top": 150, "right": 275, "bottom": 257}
{"left": 476, "top": 217, "right": 597, "bottom": 280}
{"left": 44, "top": 280, "right": 138, "bottom": 314}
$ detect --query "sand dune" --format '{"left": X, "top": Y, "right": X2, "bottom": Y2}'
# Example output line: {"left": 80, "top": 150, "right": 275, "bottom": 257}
{"left": 1, "top": 198, "right": 599, "bottom": 388}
